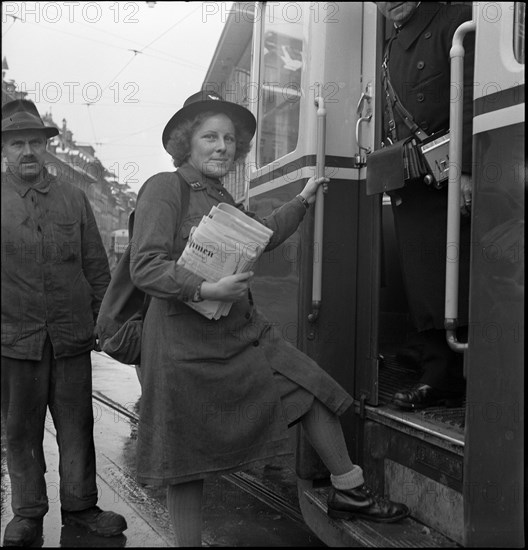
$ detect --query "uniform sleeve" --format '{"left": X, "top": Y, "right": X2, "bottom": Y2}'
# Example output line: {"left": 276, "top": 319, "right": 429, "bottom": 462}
{"left": 239, "top": 196, "right": 308, "bottom": 251}
{"left": 129, "top": 174, "right": 202, "bottom": 300}
{"left": 81, "top": 192, "right": 111, "bottom": 321}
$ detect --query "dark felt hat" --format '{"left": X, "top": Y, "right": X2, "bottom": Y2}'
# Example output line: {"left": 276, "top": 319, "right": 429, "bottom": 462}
{"left": 2, "top": 99, "right": 59, "bottom": 138}
{"left": 162, "top": 90, "right": 256, "bottom": 151}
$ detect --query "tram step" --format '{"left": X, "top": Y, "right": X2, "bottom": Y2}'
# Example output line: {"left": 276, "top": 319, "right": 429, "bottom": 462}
{"left": 297, "top": 480, "right": 460, "bottom": 547}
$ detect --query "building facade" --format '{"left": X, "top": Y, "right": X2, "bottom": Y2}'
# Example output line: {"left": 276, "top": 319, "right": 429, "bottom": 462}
{"left": 2, "top": 61, "right": 136, "bottom": 260}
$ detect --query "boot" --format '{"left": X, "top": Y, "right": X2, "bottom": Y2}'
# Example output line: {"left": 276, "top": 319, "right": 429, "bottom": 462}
{"left": 61, "top": 506, "right": 127, "bottom": 537}
{"left": 2, "top": 516, "right": 43, "bottom": 547}
{"left": 327, "top": 484, "right": 409, "bottom": 523}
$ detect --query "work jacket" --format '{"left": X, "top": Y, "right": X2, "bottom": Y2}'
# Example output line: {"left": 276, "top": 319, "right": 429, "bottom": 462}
{"left": 1, "top": 168, "right": 110, "bottom": 359}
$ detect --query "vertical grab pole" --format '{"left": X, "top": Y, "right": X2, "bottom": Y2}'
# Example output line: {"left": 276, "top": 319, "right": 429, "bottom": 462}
{"left": 445, "top": 20, "right": 474, "bottom": 352}
{"left": 308, "top": 96, "right": 327, "bottom": 323}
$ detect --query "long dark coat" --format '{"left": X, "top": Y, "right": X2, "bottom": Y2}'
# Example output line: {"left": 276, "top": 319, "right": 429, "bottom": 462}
{"left": 129, "top": 163, "right": 352, "bottom": 485}
{"left": 383, "top": 2, "right": 474, "bottom": 330}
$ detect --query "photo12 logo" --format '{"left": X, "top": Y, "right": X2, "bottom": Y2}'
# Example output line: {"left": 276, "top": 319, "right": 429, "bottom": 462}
{"left": 15, "top": 81, "right": 140, "bottom": 104}
{"left": 201, "top": 2, "right": 340, "bottom": 24}
{"left": 2, "top": 2, "right": 140, "bottom": 24}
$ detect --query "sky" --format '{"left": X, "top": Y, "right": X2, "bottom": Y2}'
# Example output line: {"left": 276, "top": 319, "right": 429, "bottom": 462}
{"left": 2, "top": 1, "right": 232, "bottom": 193}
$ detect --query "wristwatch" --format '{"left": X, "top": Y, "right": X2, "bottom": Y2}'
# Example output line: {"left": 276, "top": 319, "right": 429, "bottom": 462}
{"left": 192, "top": 281, "right": 204, "bottom": 302}
{"left": 296, "top": 194, "right": 310, "bottom": 209}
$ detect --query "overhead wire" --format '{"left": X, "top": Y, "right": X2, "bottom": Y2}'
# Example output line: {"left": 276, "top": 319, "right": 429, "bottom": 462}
{"left": 71, "top": 10, "right": 206, "bottom": 67}
{"left": 3, "top": 16, "right": 207, "bottom": 70}
{"left": 102, "top": 54, "right": 140, "bottom": 92}
{"left": 3, "top": 4, "right": 220, "bottom": 186}
{"left": 84, "top": 103, "right": 98, "bottom": 143}
{"left": 100, "top": 5, "right": 205, "bottom": 109}
{"left": 2, "top": 14, "right": 21, "bottom": 36}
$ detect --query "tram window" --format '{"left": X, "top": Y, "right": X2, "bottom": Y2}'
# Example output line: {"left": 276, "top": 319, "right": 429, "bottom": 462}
{"left": 513, "top": 2, "right": 525, "bottom": 64}
{"left": 257, "top": 4, "right": 303, "bottom": 166}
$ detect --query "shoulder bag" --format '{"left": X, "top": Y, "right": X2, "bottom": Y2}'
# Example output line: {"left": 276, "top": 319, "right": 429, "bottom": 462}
{"left": 95, "top": 172, "right": 190, "bottom": 365}
{"left": 366, "top": 37, "right": 450, "bottom": 196}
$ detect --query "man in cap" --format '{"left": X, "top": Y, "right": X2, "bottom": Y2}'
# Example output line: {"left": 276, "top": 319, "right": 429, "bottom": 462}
{"left": 1, "top": 99, "right": 127, "bottom": 546}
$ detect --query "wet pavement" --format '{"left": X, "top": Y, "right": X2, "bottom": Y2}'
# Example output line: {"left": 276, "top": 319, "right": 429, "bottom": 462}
{"left": 1, "top": 352, "right": 324, "bottom": 547}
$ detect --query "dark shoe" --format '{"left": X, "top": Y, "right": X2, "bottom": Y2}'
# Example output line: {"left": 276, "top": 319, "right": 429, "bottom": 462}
{"left": 61, "top": 506, "right": 127, "bottom": 537}
{"left": 327, "top": 485, "right": 409, "bottom": 523}
{"left": 3, "top": 516, "right": 43, "bottom": 547}
{"left": 393, "top": 383, "right": 463, "bottom": 410}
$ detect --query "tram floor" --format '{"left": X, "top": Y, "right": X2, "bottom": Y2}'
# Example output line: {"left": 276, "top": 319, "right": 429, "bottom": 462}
{"left": 378, "top": 352, "right": 466, "bottom": 434}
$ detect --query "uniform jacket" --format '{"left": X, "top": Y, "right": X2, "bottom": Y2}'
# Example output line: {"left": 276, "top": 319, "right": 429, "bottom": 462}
{"left": 383, "top": 2, "right": 473, "bottom": 331}
{"left": 130, "top": 163, "right": 352, "bottom": 485}
{"left": 384, "top": 2, "right": 474, "bottom": 172}
{"left": 1, "top": 168, "right": 110, "bottom": 360}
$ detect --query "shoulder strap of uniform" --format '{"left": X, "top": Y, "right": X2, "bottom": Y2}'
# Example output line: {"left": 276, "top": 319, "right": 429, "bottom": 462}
{"left": 173, "top": 170, "right": 191, "bottom": 230}
{"left": 129, "top": 171, "right": 191, "bottom": 316}
{"left": 382, "top": 36, "right": 430, "bottom": 143}
{"left": 128, "top": 171, "right": 191, "bottom": 238}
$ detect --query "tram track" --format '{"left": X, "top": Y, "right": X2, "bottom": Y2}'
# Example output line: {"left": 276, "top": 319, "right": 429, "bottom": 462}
{"left": 92, "top": 390, "right": 305, "bottom": 528}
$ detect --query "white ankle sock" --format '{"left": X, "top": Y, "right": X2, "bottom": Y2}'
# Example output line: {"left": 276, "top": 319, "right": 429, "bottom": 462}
{"left": 330, "top": 466, "right": 365, "bottom": 490}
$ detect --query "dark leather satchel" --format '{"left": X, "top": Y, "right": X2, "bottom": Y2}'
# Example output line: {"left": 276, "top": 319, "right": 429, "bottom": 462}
{"left": 366, "top": 139, "right": 406, "bottom": 195}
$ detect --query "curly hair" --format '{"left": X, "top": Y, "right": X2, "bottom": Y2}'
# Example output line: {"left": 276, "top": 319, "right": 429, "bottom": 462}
{"left": 165, "top": 111, "right": 253, "bottom": 168}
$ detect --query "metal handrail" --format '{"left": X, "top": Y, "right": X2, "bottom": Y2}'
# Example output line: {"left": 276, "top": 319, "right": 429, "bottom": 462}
{"left": 354, "top": 87, "right": 373, "bottom": 166}
{"left": 308, "top": 96, "right": 327, "bottom": 323}
{"left": 445, "top": 20, "right": 475, "bottom": 352}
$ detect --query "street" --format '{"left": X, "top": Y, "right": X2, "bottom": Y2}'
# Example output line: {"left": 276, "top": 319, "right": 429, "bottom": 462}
{"left": 1, "top": 352, "right": 323, "bottom": 547}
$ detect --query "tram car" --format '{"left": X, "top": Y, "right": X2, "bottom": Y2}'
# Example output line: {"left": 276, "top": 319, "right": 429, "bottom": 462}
{"left": 110, "top": 228, "right": 129, "bottom": 256}
{"left": 108, "top": 228, "right": 129, "bottom": 273}
{"left": 202, "top": 1, "right": 524, "bottom": 547}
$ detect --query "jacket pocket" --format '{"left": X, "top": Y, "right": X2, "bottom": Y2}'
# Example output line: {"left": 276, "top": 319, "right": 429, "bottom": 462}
{"left": 52, "top": 220, "right": 80, "bottom": 262}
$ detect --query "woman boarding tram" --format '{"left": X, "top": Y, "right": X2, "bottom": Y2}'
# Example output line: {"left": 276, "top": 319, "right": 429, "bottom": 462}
{"left": 128, "top": 91, "right": 408, "bottom": 546}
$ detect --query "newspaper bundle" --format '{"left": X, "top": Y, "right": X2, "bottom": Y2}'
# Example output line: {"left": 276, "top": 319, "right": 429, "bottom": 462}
{"left": 177, "top": 203, "right": 273, "bottom": 319}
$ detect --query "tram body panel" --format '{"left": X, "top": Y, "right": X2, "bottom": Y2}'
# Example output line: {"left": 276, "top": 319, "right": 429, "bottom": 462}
{"left": 247, "top": 3, "right": 379, "bottom": 474}
{"left": 247, "top": 1, "right": 371, "bottom": 386}
{"left": 462, "top": 3, "right": 525, "bottom": 546}
{"left": 204, "top": 1, "right": 525, "bottom": 546}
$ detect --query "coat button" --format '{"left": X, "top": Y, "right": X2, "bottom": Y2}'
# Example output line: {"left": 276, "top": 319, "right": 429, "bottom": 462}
{"left": 245, "top": 312, "right": 251, "bottom": 319}
{"left": 253, "top": 340, "right": 259, "bottom": 347}
{"left": 417, "top": 61, "right": 425, "bottom": 70}
{"left": 424, "top": 31, "right": 432, "bottom": 39}
{"left": 421, "top": 121, "right": 429, "bottom": 131}
{"left": 417, "top": 93, "right": 425, "bottom": 102}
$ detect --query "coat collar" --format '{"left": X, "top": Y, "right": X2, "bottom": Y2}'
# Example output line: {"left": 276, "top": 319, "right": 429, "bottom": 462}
{"left": 176, "top": 162, "right": 226, "bottom": 194}
{"left": 5, "top": 167, "right": 53, "bottom": 197}
{"left": 392, "top": 2, "right": 441, "bottom": 51}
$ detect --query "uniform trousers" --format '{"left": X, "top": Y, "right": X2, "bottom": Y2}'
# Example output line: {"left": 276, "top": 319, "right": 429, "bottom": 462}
{"left": 1, "top": 337, "right": 98, "bottom": 518}
{"left": 418, "top": 328, "right": 467, "bottom": 394}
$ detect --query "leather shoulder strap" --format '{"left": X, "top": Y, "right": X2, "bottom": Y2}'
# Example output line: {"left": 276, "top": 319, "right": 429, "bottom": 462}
{"left": 382, "top": 36, "right": 429, "bottom": 142}
{"left": 128, "top": 171, "right": 190, "bottom": 238}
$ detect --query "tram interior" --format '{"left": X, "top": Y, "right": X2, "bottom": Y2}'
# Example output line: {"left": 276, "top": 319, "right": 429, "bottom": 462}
{"left": 377, "top": 202, "right": 465, "bottom": 435}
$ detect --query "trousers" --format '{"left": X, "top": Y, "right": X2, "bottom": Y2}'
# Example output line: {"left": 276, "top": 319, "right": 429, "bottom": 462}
{"left": 418, "top": 328, "right": 467, "bottom": 393}
{"left": 1, "top": 337, "right": 98, "bottom": 518}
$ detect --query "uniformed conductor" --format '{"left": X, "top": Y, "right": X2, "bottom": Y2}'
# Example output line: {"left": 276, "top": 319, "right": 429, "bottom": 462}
{"left": 374, "top": 2, "right": 474, "bottom": 409}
